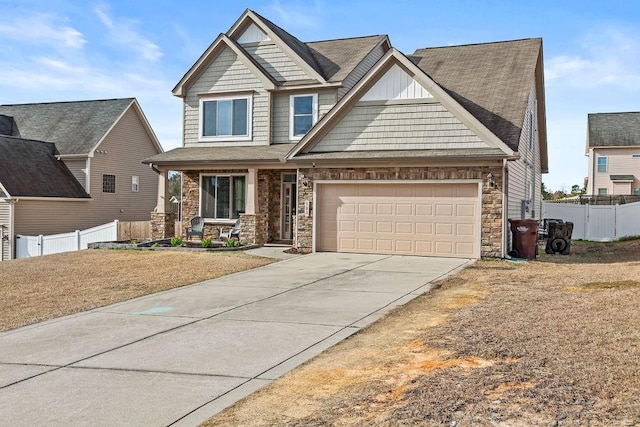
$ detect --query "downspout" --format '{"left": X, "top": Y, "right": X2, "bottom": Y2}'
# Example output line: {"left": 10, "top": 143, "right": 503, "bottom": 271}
{"left": 502, "top": 159, "right": 509, "bottom": 258}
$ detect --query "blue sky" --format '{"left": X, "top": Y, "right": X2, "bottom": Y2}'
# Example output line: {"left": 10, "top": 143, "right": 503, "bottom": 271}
{"left": 2, "top": 1, "right": 639, "bottom": 191}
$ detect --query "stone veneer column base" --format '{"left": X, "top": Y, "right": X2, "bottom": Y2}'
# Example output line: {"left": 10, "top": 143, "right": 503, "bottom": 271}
{"left": 150, "top": 212, "right": 176, "bottom": 240}
{"left": 239, "top": 213, "right": 267, "bottom": 244}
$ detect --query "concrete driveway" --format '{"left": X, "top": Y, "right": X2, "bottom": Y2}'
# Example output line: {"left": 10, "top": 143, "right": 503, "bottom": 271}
{"left": 0, "top": 252, "right": 471, "bottom": 426}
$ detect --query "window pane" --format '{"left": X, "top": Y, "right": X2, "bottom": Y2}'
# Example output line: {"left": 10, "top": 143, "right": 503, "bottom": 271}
{"left": 233, "top": 99, "right": 248, "bottom": 136}
{"left": 294, "top": 96, "right": 312, "bottom": 114}
{"left": 203, "top": 101, "right": 217, "bottom": 136}
{"left": 597, "top": 157, "right": 607, "bottom": 173}
{"left": 232, "top": 176, "right": 246, "bottom": 218}
{"left": 202, "top": 177, "right": 216, "bottom": 217}
{"left": 217, "top": 100, "right": 232, "bottom": 136}
{"left": 102, "top": 174, "right": 115, "bottom": 193}
{"left": 216, "top": 176, "right": 230, "bottom": 218}
{"left": 294, "top": 115, "right": 313, "bottom": 136}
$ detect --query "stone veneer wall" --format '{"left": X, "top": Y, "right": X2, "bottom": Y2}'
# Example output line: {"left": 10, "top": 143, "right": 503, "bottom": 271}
{"left": 295, "top": 166, "right": 504, "bottom": 258}
{"left": 150, "top": 212, "right": 176, "bottom": 240}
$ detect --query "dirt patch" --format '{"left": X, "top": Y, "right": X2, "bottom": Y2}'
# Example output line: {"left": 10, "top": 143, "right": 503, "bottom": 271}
{"left": 203, "top": 240, "right": 640, "bottom": 426}
{"left": 0, "top": 249, "right": 273, "bottom": 332}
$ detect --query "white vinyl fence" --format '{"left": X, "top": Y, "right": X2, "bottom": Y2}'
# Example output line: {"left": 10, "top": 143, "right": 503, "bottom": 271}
{"left": 16, "top": 220, "right": 118, "bottom": 259}
{"left": 542, "top": 201, "right": 640, "bottom": 241}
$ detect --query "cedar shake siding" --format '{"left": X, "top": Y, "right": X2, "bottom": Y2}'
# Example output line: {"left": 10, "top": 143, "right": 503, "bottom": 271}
{"left": 183, "top": 47, "right": 269, "bottom": 147}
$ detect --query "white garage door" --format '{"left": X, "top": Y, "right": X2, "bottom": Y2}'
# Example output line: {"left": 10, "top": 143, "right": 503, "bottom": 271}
{"left": 316, "top": 183, "right": 480, "bottom": 258}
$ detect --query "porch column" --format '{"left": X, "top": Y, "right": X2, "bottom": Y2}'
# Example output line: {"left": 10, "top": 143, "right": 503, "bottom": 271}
{"left": 245, "top": 168, "right": 258, "bottom": 214}
{"left": 155, "top": 167, "right": 169, "bottom": 213}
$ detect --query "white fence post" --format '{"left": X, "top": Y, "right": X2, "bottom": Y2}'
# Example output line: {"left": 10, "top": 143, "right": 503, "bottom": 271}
{"left": 38, "top": 235, "right": 44, "bottom": 256}
{"left": 76, "top": 230, "right": 81, "bottom": 251}
{"left": 113, "top": 219, "right": 119, "bottom": 241}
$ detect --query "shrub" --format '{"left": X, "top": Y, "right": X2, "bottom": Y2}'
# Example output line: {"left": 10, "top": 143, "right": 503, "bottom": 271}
{"left": 223, "top": 239, "right": 241, "bottom": 247}
{"left": 201, "top": 238, "right": 213, "bottom": 248}
{"left": 170, "top": 237, "right": 183, "bottom": 247}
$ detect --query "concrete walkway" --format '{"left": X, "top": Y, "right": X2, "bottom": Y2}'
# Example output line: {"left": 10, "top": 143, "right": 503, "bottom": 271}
{"left": 0, "top": 252, "right": 471, "bottom": 426}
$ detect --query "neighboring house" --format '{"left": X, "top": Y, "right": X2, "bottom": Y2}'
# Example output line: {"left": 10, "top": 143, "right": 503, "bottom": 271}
{"left": 0, "top": 98, "right": 163, "bottom": 260}
{"left": 586, "top": 112, "right": 640, "bottom": 196}
{"left": 145, "top": 9, "right": 547, "bottom": 259}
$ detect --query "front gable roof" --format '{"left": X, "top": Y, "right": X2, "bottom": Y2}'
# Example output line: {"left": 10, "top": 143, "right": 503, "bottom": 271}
{"left": 286, "top": 48, "right": 516, "bottom": 161}
{"left": 172, "top": 33, "right": 277, "bottom": 96}
{"left": 0, "top": 98, "right": 161, "bottom": 156}
{"left": 228, "top": 9, "right": 327, "bottom": 83}
{"left": 0, "top": 136, "right": 90, "bottom": 198}
{"left": 588, "top": 112, "right": 640, "bottom": 148}
{"left": 411, "top": 38, "right": 547, "bottom": 170}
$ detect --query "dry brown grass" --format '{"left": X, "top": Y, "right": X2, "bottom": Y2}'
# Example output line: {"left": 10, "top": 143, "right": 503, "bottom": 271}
{"left": 0, "top": 249, "right": 273, "bottom": 332}
{"left": 204, "top": 239, "right": 640, "bottom": 426}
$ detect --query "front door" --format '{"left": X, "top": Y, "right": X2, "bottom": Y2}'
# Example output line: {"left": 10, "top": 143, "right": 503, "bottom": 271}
{"left": 281, "top": 174, "right": 297, "bottom": 240}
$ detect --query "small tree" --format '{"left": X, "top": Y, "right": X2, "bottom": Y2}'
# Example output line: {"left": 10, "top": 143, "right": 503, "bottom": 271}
{"left": 168, "top": 172, "right": 181, "bottom": 200}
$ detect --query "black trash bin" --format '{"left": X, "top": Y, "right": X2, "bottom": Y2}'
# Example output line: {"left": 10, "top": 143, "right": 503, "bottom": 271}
{"left": 545, "top": 220, "right": 573, "bottom": 255}
{"left": 508, "top": 219, "right": 539, "bottom": 260}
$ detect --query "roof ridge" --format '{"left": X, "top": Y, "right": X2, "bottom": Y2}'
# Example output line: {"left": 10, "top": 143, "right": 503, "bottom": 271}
{"left": 589, "top": 111, "right": 640, "bottom": 116}
{"left": 306, "top": 34, "right": 387, "bottom": 44}
{"left": 0, "top": 98, "right": 134, "bottom": 107}
{"left": 413, "top": 37, "right": 541, "bottom": 53}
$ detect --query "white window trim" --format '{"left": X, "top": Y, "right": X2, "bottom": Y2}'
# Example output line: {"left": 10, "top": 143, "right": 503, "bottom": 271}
{"left": 131, "top": 175, "right": 139, "bottom": 193}
{"left": 199, "top": 173, "right": 247, "bottom": 222}
{"left": 597, "top": 156, "right": 608, "bottom": 173}
{"left": 198, "top": 94, "right": 252, "bottom": 142}
{"left": 289, "top": 93, "right": 318, "bottom": 141}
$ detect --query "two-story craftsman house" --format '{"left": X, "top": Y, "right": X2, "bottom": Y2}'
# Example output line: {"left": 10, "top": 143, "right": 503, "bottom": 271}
{"left": 145, "top": 9, "right": 547, "bottom": 259}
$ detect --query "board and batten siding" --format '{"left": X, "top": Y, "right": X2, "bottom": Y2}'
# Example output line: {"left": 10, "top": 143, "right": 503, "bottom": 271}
{"left": 507, "top": 82, "right": 541, "bottom": 221}
{"left": 183, "top": 47, "right": 269, "bottom": 147}
{"left": 14, "top": 106, "right": 161, "bottom": 236}
{"left": 310, "top": 103, "right": 487, "bottom": 152}
{"left": 243, "top": 43, "right": 309, "bottom": 82}
{"left": 272, "top": 90, "right": 338, "bottom": 144}
{"left": 589, "top": 147, "right": 640, "bottom": 194}
{"left": 338, "top": 42, "right": 387, "bottom": 99}
{"left": 0, "top": 200, "right": 10, "bottom": 261}
{"left": 63, "top": 158, "right": 88, "bottom": 191}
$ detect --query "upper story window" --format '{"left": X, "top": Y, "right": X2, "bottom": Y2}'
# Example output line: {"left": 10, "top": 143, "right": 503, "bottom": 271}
{"left": 290, "top": 94, "right": 318, "bottom": 140}
{"left": 597, "top": 157, "right": 608, "bottom": 173}
{"left": 598, "top": 188, "right": 608, "bottom": 195}
{"left": 199, "top": 95, "right": 252, "bottom": 141}
{"left": 102, "top": 174, "right": 115, "bottom": 193}
{"left": 131, "top": 176, "right": 139, "bottom": 192}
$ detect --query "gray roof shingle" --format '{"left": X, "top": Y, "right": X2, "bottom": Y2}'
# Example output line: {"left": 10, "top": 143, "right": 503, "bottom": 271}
{"left": 143, "top": 144, "right": 292, "bottom": 166}
{"left": 0, "top": 98, "right": 134, "bottom": 155}
{"left": 307, "top": 35, "right": 388, "bottom": 82}
{"left": 588, "top": 112, "right": 640, "bottom": 147}
{"left": 0, "top": 136, "right": 90, "bottom": 198}
{"left": 411, "top": 38, "right": 542, "bottom": 152}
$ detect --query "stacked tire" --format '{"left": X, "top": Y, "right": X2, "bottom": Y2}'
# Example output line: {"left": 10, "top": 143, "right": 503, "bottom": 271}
{"left": 544, "top": 220, "right": 573, "bottom": 255}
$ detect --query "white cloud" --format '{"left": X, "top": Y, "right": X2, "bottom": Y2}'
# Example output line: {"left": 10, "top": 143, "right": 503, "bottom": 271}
{"left": 267, "top": 0, "right": 323, "bottom": 31}
{"left": 0, "top": 13, "right": 85, "bottom": 49}
{"left": 545, "top": 26, "right": 640, "bottom": 90}
{"left": 94, "top": 4, "right": 163, "bottom": 62}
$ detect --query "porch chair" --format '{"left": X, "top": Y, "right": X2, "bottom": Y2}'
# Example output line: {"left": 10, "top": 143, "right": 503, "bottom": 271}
{"left": 186, "top": 216, "right": 205, "bottom": 240}
{"left": 219, "top": 218, "right": 241, "bottom": 241}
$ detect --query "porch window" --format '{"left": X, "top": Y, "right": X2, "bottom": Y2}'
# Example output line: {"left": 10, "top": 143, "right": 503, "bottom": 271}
{"left": 598, "top": 188, "right": 608, "bottom": 195}
{"left": 597, "top": 157, "right": 607, "bottom": 173}
{"left": 199, "top": 95, "right": 251, "bottom": 141}
{"left": 200, "top": 175, "right": 246, "bottom": 220}
{"left": 289, "top": 94, "right": 318, "bottom": 140}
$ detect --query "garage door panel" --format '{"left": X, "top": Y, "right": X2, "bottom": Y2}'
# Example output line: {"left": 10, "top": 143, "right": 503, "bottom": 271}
{"left": 415, "top": 203, "right": 433, "bottom": 216}
{"left": 395, "top": 222, "right": 412, "bottom": 234}
{"left": 377, "top": 221, "right": 393, "bottom": 233}
{"left": 317, "top": 183, "right": 479, "bottom": 258}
